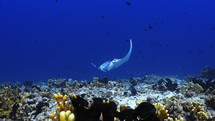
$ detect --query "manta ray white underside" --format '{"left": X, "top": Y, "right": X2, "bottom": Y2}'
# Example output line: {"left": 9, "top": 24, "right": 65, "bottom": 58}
{"left": 91, "top": 39, "right": 132, "bottom": 72}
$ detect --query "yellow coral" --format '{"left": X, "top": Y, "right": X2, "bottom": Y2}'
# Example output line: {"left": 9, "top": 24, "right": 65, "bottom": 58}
{"left": 68, "top": 93, "right": 77, "bottom": 101}
{"left": 0, "top": 87, "right": 21, "bottom": 118}
{"left": 197, "top": 111, "right": 208, "bottom": 120}
{"left": 191, "top": 102, "right": 208, "bottom": 120}
{"left": 188, "top": 82, "right": 204, "bottom": 93}
{"left": 191, "top": 102, "right": 205, "bottom": 112}
{"left": 136, "top": 100, "right": 145, "bottom": 105}
{"left": 120, "top": 104, "right": 128, "bottom": 112}
{"left": 154, "top": 103, "right": 169, "bottom": 120}
{"left": 25, "top": 93, "right": 30, "bottom": 97}
{"left": 179, "top": 82, "right": 204, "bottom": 95}
{"left": 50, "top": 93, "right": 75, "bottom": 121}
{"left": 179, "top": 85, "right": 187, "bottom": 94}
{"left": 67, "top": 113, "right": 75, "bottom": 121}
{"left": 168, "top": 117, "right": 184, "bottom": 121}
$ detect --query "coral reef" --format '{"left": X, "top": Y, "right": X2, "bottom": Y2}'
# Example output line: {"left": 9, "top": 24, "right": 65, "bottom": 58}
{"left": 153, "top": 78, "right": 178, "bottom": 91}
{"left": 48, "top": 78, "right": 67, "bottom": 88}
{"left": 154, "top": 103, "right": 169, "bottom": 120}
{"left": 0, "top": 87, "right": 20, "bottom": 118}
{"left": 205, "top": 89, "right": 215, "bottom": 110}
{"left": 0, "top": 74, "right": 215, "bottom": 120}
{"left": 179, "top": 82, "right": 204, "bottom": 97}
{"left": 49, "top": 93, "right": 75, "bottom": 121}
{"left": 185, "top": 66, "right": 215, "bottom": 93}
{"left": 163, "top": 95, "right": 185, "bottom": 120}
{"left": 167, "top": 117, "right": 184, "bottom": 121}
{"left": 50, "top": 93, "right": 162, "bottom": 121}
{"left": 190, "top": 102, "right": 208, "bottom": 120}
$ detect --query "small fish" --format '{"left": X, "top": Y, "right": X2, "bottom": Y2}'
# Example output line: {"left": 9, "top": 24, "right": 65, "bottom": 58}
{"left": 148, "top": 26, "right": 153, "bottom": 29}
{"left": 100, "top": 16, "right": 106, "bottom": 19}
{"left": 125, "top": 2, "right": 131, "bottom": 6}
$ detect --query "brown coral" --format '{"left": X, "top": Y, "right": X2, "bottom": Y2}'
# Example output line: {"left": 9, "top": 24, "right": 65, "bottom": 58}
{"left": 205, "top": 89, "right": 215, "bottom": 110}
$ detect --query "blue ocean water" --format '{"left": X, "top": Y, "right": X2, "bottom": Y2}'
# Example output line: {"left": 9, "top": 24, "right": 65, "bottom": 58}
{"left": 0, "top": 0, "right": 214, "bottom": 82}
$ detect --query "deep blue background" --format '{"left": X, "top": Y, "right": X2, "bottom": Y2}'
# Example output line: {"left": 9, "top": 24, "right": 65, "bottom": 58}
{"left": 0, "top": 0, "right": 215, "bottom": 82}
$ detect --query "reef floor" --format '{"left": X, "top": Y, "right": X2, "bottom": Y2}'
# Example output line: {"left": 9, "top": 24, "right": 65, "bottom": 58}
{"left": 0, "top": 73, "right": 215, "bottom": 121}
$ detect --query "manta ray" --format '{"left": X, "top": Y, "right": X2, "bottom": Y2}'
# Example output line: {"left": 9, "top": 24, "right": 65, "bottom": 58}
{"left": 91, "top": 39, "right": 132, "bottom": 72}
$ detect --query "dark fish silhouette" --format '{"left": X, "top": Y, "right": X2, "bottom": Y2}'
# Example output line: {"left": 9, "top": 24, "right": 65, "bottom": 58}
{"left": 100, "top": 16, "right": 106, "bottom": 19}
{"left": 148, "top": 26, "right": 153, "bottom": 29}
{"left": 125, "top": 2, "right": 131, "bottom": 6}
